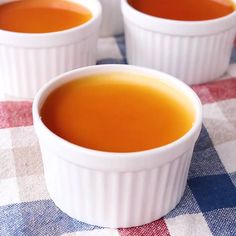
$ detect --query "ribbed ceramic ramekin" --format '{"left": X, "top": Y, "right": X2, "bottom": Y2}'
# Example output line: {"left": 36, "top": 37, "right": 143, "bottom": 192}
{"left": 33, "top": 65, "right": 202, "bottom": 228}
{"left": 121, "top": 0, "right": 236, "bottom": 85}
{"left": 0, "top": 0, "right": 101, "bottom": 99}
{"left": 99, "top": 0, "right": 123, "bottom": 36}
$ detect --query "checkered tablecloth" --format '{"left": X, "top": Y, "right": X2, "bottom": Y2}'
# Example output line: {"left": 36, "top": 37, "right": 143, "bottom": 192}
{"left": 0, "top": 35, "right": 236, "bottom": 236}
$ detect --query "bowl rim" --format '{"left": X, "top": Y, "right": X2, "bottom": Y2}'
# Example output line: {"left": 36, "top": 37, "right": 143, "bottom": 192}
{"left": 33, "top": 64, "right": 203, "bottom": 160}
{"left": 122, "top": 0, "right": 236, "bottom": 25}
{"left": 121, "top": 0, "right": 236, "bottom": 35}
{"left": 0, "top": 0, "right": 102, "bottom": 38}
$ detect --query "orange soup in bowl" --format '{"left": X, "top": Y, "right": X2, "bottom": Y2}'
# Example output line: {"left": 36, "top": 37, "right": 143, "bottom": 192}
{"left": 0, "top": 0, "right": 92, "bottom": 33}
{"left": 40, "top": 72, "right": 195, "bottom": 153}
{"left": 128, "top": 0, "right": 235, "bottom": 21}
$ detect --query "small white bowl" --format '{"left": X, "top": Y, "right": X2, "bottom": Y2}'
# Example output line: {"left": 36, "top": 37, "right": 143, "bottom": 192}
{"left": 0, "top": 0, "right": 101, "bottom": 99}
{"left": 122, "top": 0, "right": 236, "bottom": 85}
{"left": 99, "top": 0, "right": 124, "bottom": 37}
{"left": 33, "top": 65, "right": 202, "bottom": 228}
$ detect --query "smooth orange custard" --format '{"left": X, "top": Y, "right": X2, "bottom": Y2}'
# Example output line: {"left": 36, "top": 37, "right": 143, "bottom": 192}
{"left": 0, "top": 0, "right": 92, "bottom": 33}
{"left": 128, "top": 0, "right": 234, "bottom": 21}
{"left": 41, "top": 73, "right": 195, "bottom": 153}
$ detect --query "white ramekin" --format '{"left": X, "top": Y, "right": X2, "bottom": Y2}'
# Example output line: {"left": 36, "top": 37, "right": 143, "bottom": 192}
{"left": 121, "top": 0, "right": 236, "bottom": 85}
{"left": 33, "top": 65, "right": 202, "bottom": 228}
{"left": 99, "top": 0, "right": 124, "bottom": 37}
{"left": 0, "top": 0, "right": 101, "bottom": 99}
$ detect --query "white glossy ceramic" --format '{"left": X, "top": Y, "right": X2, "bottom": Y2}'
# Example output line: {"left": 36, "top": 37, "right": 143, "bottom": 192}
{"left": 99, "top": 0, "right": 124, "bottom": 37}
{"left": 122, "top": 0, "right": 236, "bottom": 85}
{"left": 33, "top": 65, "right": 202, "bottom": 228}
{"left": 0, "top": 0, "right": 101, "bottom": 98}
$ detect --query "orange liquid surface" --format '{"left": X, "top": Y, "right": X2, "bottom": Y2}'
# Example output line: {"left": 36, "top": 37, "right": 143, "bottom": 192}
{"left": 41, "top": 73, "right": 195, "bottom": 153}
{"left": 0, "top": 0, "right": 92, "bottom": 33}
{"left": 128, "top": 0, "right": 234, "bottom": 21}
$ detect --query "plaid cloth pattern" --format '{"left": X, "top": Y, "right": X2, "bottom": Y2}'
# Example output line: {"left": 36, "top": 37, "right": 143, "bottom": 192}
{"left": 0, "top": 35, "right": 236, "bottom": 236}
